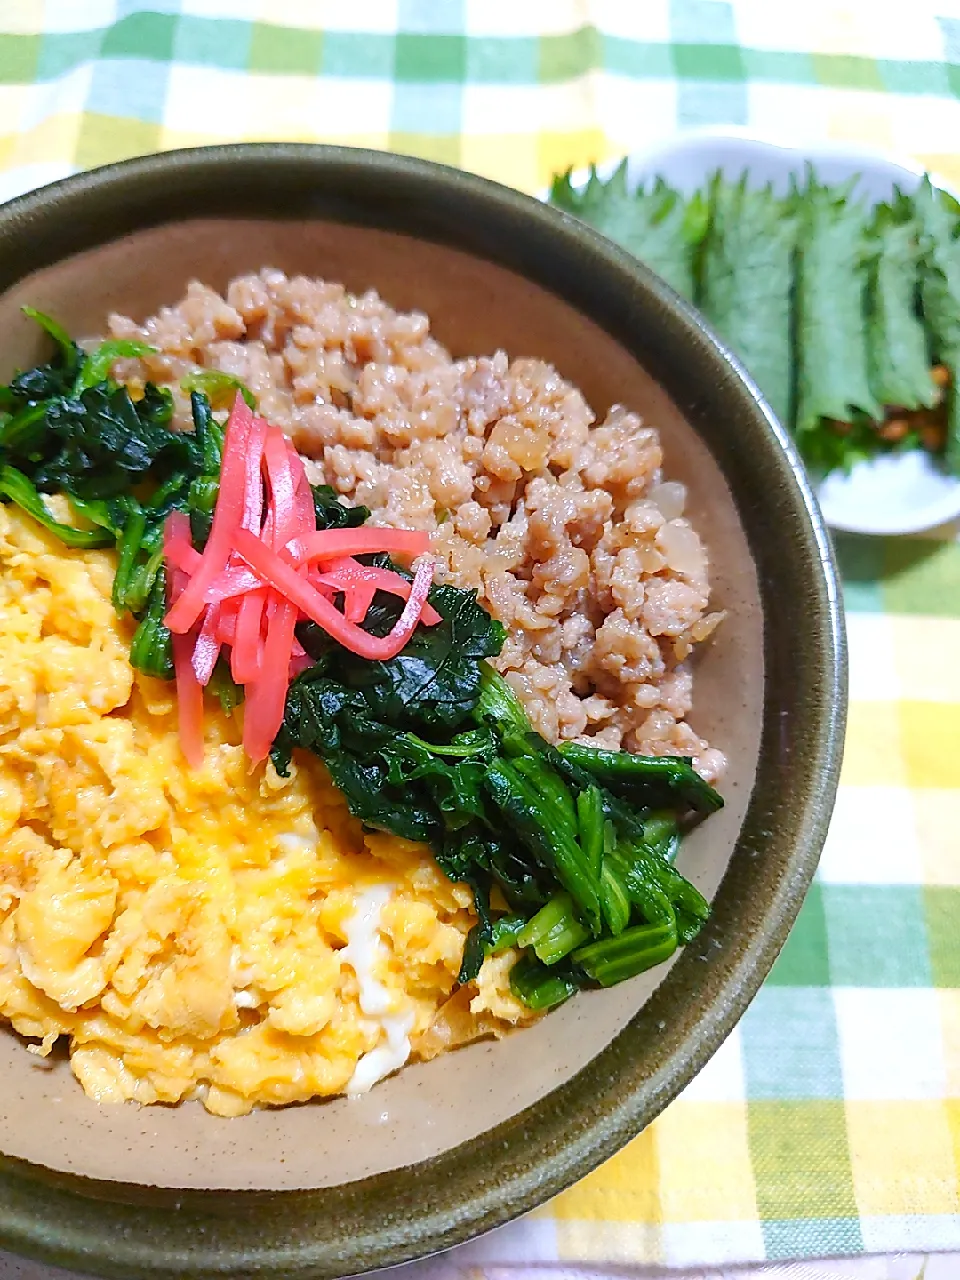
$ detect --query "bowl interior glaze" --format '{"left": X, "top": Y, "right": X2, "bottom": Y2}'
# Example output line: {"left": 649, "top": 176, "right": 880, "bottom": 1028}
{"left": 0, "top": 145, "right": 845, "bottom": 1279}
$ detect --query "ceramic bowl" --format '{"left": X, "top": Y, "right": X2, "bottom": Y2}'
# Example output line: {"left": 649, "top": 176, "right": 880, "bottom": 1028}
{"left": 553, "top": 126, "right": 960, "bottom": 536}
{"left": 0, "top": 144, "right": 846, "bottom": 1280}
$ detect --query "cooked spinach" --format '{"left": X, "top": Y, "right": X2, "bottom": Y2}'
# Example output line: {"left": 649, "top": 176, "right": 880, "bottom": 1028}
{"left": 0, "top": 314, "right": 371, "bottom": 681}
{"left": 1, "top": 315, "right": 237, "bottom": 677}
{"left": 0, "top": 464, "right": 114, "bottom": 548}
{"left": 556, "top": 740, "right": 724, "bottom": 813}
{"left": 311, "top": 483, "right": 370, "bottom": 529}
{"left": 77, "top": 339, "right": 155, "bottom": 393}
{"left": 32, "top": 383, "right": 198, "bottom": 498}
{"left": 181, "top": 367, "right": 256, "bottom": 411}
{"left": 0, "top": 319, "right": 210, "bottom": 675}
{"left": 323, "top": 585, "right": 506, "bottom": 731}
{"left": 274, "top": 646, "right": 720, "bottom": 1003}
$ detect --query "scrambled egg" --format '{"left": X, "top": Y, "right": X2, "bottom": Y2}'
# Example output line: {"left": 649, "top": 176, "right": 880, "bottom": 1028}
{"left": 0, "top": 502, "right": 532, "bottom": 1116}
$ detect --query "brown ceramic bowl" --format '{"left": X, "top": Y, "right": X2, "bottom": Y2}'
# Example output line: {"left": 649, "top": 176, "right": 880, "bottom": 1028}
{"left": 0, "top": 144, "right": 845, "bottom": 1279}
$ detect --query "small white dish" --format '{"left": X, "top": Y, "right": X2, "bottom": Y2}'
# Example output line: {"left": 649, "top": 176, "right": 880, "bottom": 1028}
{"left": 550, "top": 127, "right": 960, "bottom": 536}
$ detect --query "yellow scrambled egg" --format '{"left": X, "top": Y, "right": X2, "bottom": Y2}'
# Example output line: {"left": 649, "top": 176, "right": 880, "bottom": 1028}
{"left": 0, "top": 502, "right": 532, "bottom": 1116}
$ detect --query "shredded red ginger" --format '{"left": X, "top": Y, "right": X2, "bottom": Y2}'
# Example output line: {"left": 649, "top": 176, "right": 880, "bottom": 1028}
{"left": 163, "top": 393, "right": 439, "bottom": 767}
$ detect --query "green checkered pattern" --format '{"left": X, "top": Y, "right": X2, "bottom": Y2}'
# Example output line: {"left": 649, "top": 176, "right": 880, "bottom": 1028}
{"left": 0, "top": 2, "right": 959, "bottom": 1271}
{"left": 5, "top": 1, "right": 960, "bottom": 199}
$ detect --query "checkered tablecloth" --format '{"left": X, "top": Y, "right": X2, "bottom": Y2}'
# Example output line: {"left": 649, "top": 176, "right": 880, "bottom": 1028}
{"left": 0, "top": 3, "right": 959, "bottom": 1276}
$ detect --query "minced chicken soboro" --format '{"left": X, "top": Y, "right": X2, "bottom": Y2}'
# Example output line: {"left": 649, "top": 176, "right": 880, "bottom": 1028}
{"left": 108, "top": 268, "right": 726, "bottom": 782}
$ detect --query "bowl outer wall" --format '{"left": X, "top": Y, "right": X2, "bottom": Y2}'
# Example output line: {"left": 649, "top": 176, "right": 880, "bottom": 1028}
{"left": 0, "top": 144, "right": 846, "bottom": 1279}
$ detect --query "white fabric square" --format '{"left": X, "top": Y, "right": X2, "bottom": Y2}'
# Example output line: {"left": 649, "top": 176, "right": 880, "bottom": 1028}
{"left": 274, "top": 0, "right": 399, "bottom": 33}
{"left": 678, "top": 1025, "right": 746, "bottom": 1102}
{"left": 0, "top": 164, "right": 78, "bottom": 204}
{"left": 167, "top": 65, "right": 387, "bottom": 139}
{"left": 744, "top": 83, "right": 834, "bottom": 148}
{"left": 846, "top": 612, "right": 900, "bottom": 703}
{"left": 662, "top": 1218, "right": 766, "bottom": 1268}
{"left": 15, "top": 1, "right": 117, "bottom": 33}
{"left": 164, "top": 65, "right": 248, "bottom": 135}
{"left": 465, "top": 0, "right": 584, "bottom": 38}
{"left": 454, "top": 1213, "right": 558, "bottom": 1262}
{"left": 893, "top": 617, "right": 960, "bottom": 706}
{"left": 836, "top": 988, "right": 946, "bottom": 1100}
{"left": 861, "top": 1214, "right": 960, "bottom": 1254}
{"left": 313, "top": 77, "right": 393, "bottom": 135}
{"left": 0, "top": 82, "right": 32, "bottom": 132}
{"left": 596, "top": 74, "right": 679, "bottom": 156}
{"left": 889, "top": 92, "right": 960, "bottom": 156}
{"left": 818, "top": 785, "right": 923, "bottom": 885}
{"left": 462, "top": 83, "right": 557, "bottom": 134}
{"left": 180, "top": 0, "right": 260, "bottom": 18}
{"left": 585, "top": 0, "right": 672, "bottom": 42}
{"left": 736, "top": 0, "right": 944, "bottom": 59}
{"left": 21, "top": 64, "right": 93, "bottom": 129}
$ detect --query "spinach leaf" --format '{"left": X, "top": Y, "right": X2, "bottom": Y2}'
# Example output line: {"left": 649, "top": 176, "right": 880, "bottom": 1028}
{"left": 274, "top": 656, "right": 715, "bottom": 1007}
{"left": 129, "top": 569, "right": 174, "bottom": 678}
{"left": 556, "top": 741, "right": 723, "bottom": 814}
{"left": 210, "top": 656, "right": 244, "bottom": 714}
{"left": 77, "top": 339, "right": 156, "bottom": 393}
{"left": 0, "top": 465, "right": 114, "bottom": 548}
{"left": 331, "top": 585, "right": 507, "bottom": 731}
{"left": 273, "top": 669, "right": 448, "bottom": 844}
{"left": 0, "top": 310, "right": 221, "bottom": 679}
{"left": 181, "top": 368, "right": 256, "bottom": 411}
{"left": 189, "top": 389, "right": 224, "bottom": 473}
{"left": 380, "top": 728, "right": 495, "bottom": 829}
{"left": 312, "top": 484, "right": 369, "bottom": 529}
{"left": 14, "top": 307, "right": 81, "bottom": 397}
{"left": 32, "top": 383, "right": 198, "bottom": 499}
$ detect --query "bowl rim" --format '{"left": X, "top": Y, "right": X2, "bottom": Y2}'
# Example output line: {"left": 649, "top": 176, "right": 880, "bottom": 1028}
{"left": 0, "top": 141, "right": 847, "bottom": 1280}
